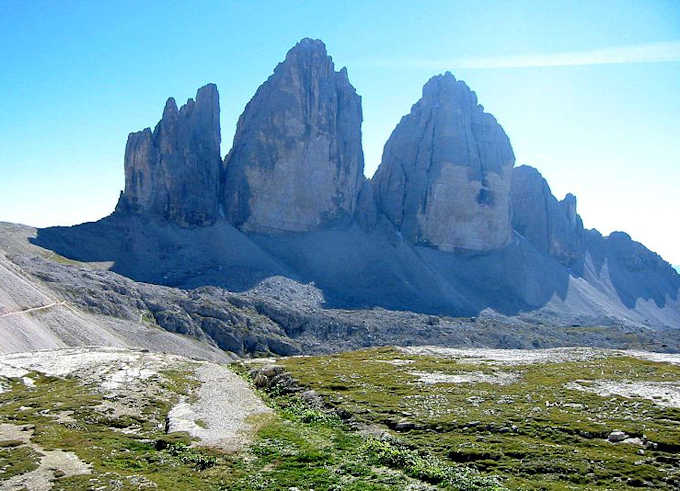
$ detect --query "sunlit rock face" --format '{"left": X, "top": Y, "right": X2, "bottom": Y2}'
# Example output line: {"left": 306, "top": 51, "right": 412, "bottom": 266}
{"left": 115, "top": 84, "right": 221, "bottom": 226}
{"left": 372, "top": 72, "right": 515, "bottom": 252}
{"left": 511, "top": 165, "right": 585, "bottom": 269}
{"left": 223, "top": 38, "right": 365, "bottom": 233}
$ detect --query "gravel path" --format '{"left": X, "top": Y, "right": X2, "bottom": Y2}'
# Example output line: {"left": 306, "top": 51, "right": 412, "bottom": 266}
{"left": 0, "top": 302, "right": 66, "bottom": 318}
{"left": 167, "top": 363, "right": 272, "bottom": 452}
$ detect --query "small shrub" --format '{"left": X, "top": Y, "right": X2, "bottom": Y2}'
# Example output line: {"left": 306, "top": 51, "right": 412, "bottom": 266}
{"left": 280, "top": 398, "right": 342, "bottom": 427}
{"left": 361, "top": 438, "right": 506, "bottom": 490}
{"left": 164, "top": 441, "right": 217, "bottom": 471}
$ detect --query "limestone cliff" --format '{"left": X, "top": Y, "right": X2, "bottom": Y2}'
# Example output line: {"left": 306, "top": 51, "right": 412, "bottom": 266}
{"left": 372, "top": 72, "right": 515, "bottom": 252}
{"left": 115, "top": 84, "right": 221, "bottom": 226}
{"left": 223, "top": 38, "right": 364, "bottom": 233}
{"left": 511, "top": 165, "right": 585, "bottom": 269}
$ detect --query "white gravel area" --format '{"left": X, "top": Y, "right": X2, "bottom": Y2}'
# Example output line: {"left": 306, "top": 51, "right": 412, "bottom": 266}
{"left": 566, "top": 380, "right": 680, "bottom": 408}
{"left": 398, "top": 346, "right": 680, "bottom": 367}
{"left": 409, "top": 370, "right": 519, "bottom": 385}
{"left": 0, "top": 347, "right": 272, "bottom": 452}
{"left": 0, "top": 347, "right": 196, "bottom": 394}
{"left": 625, "top": 351, "right": 680, "bottom": 366}
{"left": 398, "top": 346, "right": 606, "bottom": 365}
{"left": 167, "top": 363, "right": 272, "bottom": 451}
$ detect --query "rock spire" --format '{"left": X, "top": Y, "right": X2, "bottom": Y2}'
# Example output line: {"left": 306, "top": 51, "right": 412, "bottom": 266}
{"left": 372, "top": 72, "right": 515, "bottom": 251}
{"left": 222, "top": 38, "right": 365, "bottom": 233}
{"left": 115, "top": 83, "right": 221, "bottom": 226}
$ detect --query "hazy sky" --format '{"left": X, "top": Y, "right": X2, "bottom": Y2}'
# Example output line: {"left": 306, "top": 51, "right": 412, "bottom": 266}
{"left": 1, "top": 1, "right": 679, "bottom": 264}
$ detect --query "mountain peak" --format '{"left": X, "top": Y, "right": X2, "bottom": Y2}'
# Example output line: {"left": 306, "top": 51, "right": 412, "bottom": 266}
{"left": 223, "top": 39, "right": 364, "bottom": 233}
{"left": 116, "top": 84, "right": 221, "bottom": 226}
{"left": 289, "top": 37, "right": 327, "bottom": 53}
{"left": 373, "top": 72, "right": 514, "bottom": 251}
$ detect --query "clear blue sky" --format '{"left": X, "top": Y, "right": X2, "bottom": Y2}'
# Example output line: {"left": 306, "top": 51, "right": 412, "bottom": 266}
{"left": 1, "top": 0, "right": 679, "bottom": 264}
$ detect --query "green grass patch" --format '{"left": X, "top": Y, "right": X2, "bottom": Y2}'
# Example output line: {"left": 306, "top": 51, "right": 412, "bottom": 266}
{"left": 278, "top": 347, "right": 680, "bottom": 489}
{"left": 0, "top": 370, "right": 241, "bottom": 490}
{"left": 0, "top": 445, "right": 41, "bottom": 480}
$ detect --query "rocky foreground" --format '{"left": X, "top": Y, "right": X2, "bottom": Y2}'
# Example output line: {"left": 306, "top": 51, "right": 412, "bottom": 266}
{"left": 1, "top": 346, "right": 679, "bottom": 489}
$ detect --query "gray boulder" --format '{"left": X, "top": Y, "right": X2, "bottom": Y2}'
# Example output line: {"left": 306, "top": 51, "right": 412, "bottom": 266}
{"left": 115, "top": 84, "right": 221, "bottom": 226}
{"left": 511, "top": 165, "right": 585, "bottom": 269}
{"left": 223, "top": 38, "right": 365, "bottom": 233}
{"left": 372, "top": 72, "right": 515, "bottom": 251}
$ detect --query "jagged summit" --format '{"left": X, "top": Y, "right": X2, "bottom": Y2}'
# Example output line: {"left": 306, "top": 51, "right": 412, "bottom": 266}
{"left": 284, "top": 37, "right": 328, "bottom": 58}
{"left": 222, "top": 38, "right": 364, "bottom": 233}
{"left": 115, "top": 83, "right": 221, "bottom": 227}
{"left": 372, "top": 71, "right": 515, "bottom": 251}
{"left": 511, "top": 165, "right": 585, "bottom": 270}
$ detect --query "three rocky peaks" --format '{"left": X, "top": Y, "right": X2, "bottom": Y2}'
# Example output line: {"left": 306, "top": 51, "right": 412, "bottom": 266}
{"left": 116, "top": 38, "right": 522, "bottom": 252}
{"left": 113, "top": 37, "right": 670, "bottom": 280}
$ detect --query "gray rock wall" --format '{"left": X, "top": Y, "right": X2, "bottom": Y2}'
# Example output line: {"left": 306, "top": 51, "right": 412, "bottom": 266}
{"left": 223, "top": 38, "right": 364, "bottom": 233}
{"left": 372, "top": 72, "right": 515, "bottom": 251}
{"left": 116, "top": 84, "right": 221, "bottom": 227}
{"left": 511, "top": 165, "right": 585, "bottom": 269}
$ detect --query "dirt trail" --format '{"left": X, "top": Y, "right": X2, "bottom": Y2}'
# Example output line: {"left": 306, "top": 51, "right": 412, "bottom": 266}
{"left": 167, "top": 363, "right": 273, "bottom": 451}
{"left": 0, "top": 302, "right": 66, "bottom": 318}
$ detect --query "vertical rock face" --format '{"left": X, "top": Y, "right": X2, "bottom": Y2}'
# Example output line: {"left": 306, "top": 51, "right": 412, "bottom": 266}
{"left": 372, "top": 72, "right": 515, "bottom": 251}
{"left": 116, "top": 84, "right": 221, "bottom": 226}
{"left": 223, "top": 38, "right": 365, "bottom": 233}
{"left": 511, "top": 165, "right": 585, "bottom": 268}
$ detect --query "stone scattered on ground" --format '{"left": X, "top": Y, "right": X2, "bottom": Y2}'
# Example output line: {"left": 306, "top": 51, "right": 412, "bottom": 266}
{"left": 607, "top": 430, "right": 628, "bottom": 443}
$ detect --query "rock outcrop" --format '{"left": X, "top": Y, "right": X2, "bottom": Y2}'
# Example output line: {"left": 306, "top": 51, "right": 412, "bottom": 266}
{"left": 223, "top": 38, "right": 365, "bottom": 233}
{"left": 72, "top": 38, "right": 678, "bottom": 331}
{"left": 511, "top": 165, "right": 585, "bottom": 269}
{"left": 585, "top": 230, "right": 680, "bottom": 309}
{"left": 115, "top": 84, "right": 221, "bottom": 226}
{"left": 372, "top": 72, "right": 515, "bottom": 252}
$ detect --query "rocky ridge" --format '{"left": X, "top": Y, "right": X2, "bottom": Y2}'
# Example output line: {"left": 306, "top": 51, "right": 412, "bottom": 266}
{"left": 511, "top": 165, "right": 585, "bottom": 270}
{"left": 4, "top": 221, "right": 680, "bottom": 358}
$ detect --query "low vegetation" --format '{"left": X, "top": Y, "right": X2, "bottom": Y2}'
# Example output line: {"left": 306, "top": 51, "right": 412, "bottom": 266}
{"left": 1, "top": 347, "right": 678, "bottom": 489}
{"left": 277, "top": 347, "right": 680, "bottom": 489}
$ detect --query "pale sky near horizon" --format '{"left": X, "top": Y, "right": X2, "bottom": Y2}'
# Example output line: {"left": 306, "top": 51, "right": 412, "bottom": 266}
{"left": 1, "top": 1, "right": 679, "bottom": 264}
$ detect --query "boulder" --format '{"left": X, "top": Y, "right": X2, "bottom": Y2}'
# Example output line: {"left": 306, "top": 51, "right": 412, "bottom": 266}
{"left": 223, "top": 38, "right": 365, "bottom": 233}
{"left": 115, "top": 84, "right": 221, "bottom": 226}
{"left": 372, "top": 72, "right": 515, "bottom": 251}
{"left": 608, "top": 430, "right": 628, "bottom": 443}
